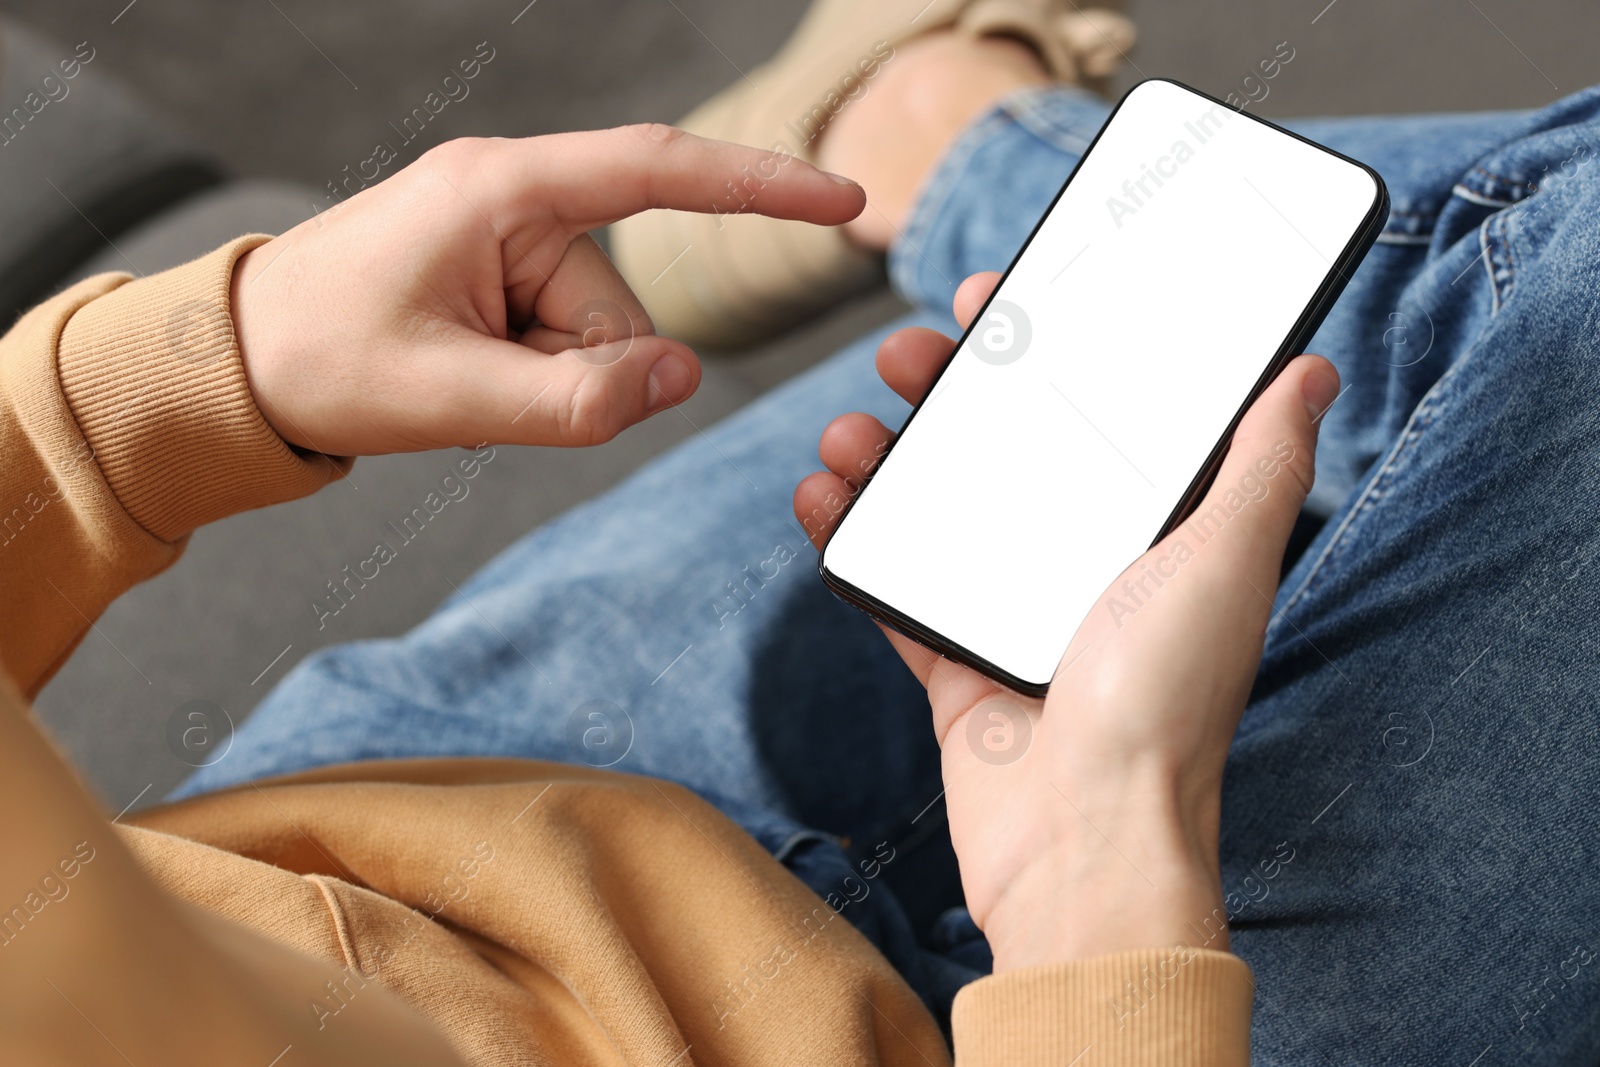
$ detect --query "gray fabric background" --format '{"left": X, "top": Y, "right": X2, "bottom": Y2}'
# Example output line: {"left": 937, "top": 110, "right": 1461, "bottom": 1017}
{"left": 2, "top": 0, "right": 1594, "bottom": 812}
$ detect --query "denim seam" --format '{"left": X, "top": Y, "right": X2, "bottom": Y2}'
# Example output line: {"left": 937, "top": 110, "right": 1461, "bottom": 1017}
{"left": 1276, "top": 293, "right": 1519, "bottom": 648}
{"left": 1376, "top": 233, "right": 1433, "bottom": 247}
{"left": 1279, "top": 367, "right": 1457, "bottom": 620}
{"left": 891, "top": 87, "right": 1105, "bottom": 301}
{"left": 1457, "top": 164, "right": 1536, "bottom": 205}
{"left": 1451, "top": 182, "right": 1519, "bottom": 210}
{"left": 891, "top": 107, "right": 1013, "bottom": 301}
{"left": 1382, "top": 207, "right": 1440, "bottom": 243}
{"left": 1002, "top": 87, "right": 1099, "bottom": 157}
{"left": 1471, "top": 164, "right": 1531, "bottom": 188}
{"left": 1485, "top": 211, "right": 1517, "bottom": 313}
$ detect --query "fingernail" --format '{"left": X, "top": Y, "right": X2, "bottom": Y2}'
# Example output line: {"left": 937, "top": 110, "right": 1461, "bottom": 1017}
{"left": 1302, "top": 367, "right": 1339, "bottom": 421}
{"left": 648, "top": 354, "right": 692, "bottom": 411}
{"left": 823, "top": 169, "right": 862, "bottom": 188}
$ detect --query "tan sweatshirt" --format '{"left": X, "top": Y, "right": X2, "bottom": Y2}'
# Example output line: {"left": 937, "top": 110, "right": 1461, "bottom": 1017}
{"left": 0, "top": 236, "right": 1255, "bottom": 1065}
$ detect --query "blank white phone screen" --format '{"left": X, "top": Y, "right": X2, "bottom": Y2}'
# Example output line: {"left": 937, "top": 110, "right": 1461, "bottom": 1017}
{"left": 821, "top": 80, "right": 1381, "bottom": 691}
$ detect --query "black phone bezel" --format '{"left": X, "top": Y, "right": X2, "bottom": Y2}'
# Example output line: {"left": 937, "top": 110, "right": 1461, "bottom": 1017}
{"left": 817, "top": 77, "right": 1391, "bottom": 697}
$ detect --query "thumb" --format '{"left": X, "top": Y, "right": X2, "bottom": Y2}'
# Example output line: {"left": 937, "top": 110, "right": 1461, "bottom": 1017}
{"left": 451, "top": 331, "right": 702, "bottom": 448}
{"left": 1172, "top": 354, "right": 1337, "bottom": 590}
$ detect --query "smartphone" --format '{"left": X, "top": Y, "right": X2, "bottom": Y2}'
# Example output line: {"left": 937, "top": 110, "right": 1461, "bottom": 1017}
{"left": 818, "top": 78, "right": 1388, "bottom": 696}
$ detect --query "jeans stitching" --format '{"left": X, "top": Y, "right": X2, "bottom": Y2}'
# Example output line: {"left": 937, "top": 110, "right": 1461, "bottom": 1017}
{"left": 1279, "top": 369, "right": 1456, "bottom": 622}
{"left": 1281, "top": 240, "right": 1504, "bottom": 615}
{"left": 1381, "top": 206, "right": 1439, "bottom": 244}
{"left": 892, "top": 87, "right": 1105, "bottom": 302}
{"left": 1460, "top": 164, "right": 1535, "bottom": 205}
{"left": 891, "top": 107, "right": 1012, "bottom": 302}
{"left": 1485, "top": 212, "right": 1516, "bottom": 314}
{"left": 1003, "top": 87, "right": 1100, "bottom": 156}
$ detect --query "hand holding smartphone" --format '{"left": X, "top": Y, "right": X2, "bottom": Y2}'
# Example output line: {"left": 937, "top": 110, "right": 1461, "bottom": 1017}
{"left": 794, "top": 270, "right": 1341, "bottom": 972}
{"left": 818, "top": 79, "right": 1387, "bottom": 694}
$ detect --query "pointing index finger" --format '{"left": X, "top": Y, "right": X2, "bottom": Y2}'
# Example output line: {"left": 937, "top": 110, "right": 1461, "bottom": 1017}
{"left": 506, "top": 125, "right": 868, "bottom": 234}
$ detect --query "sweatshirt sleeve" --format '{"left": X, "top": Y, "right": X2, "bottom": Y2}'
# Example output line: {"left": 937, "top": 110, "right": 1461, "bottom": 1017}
{"left": 951, "top": 949, "right": 1254, "bottom": 1066}
{"left": 0, "top": 235, "right": 350, "bottom": 697}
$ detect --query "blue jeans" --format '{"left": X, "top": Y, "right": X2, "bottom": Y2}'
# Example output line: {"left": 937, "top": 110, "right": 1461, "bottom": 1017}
{"left": 178, "top": 86, "right": 1600, "bottom": 1063}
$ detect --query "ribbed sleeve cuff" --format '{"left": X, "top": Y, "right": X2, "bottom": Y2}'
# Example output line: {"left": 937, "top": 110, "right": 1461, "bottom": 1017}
{"left": 952, "top": 949, "right": 1253, "bottom": 1066}
{"left": 55, "top": 236, "right": 350, "bottom": 542}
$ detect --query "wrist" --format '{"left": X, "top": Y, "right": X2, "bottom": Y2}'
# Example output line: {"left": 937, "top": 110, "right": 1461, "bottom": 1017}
{"left": 980, "top": 771, "right": 1226, "bottom": 973}
{"left": 229, "top": 242, "right": 293, "bottom": 449}
{"left": 55, "top": 235, "right": 343, "bottom": 541}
